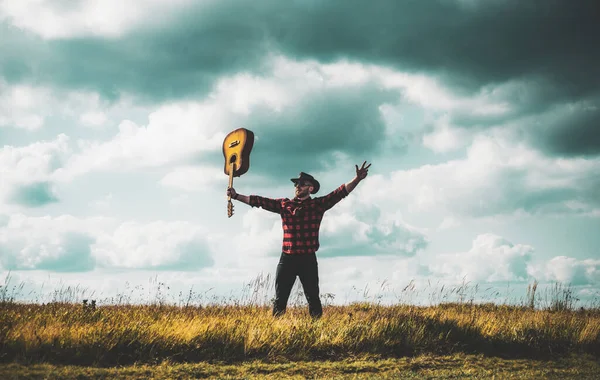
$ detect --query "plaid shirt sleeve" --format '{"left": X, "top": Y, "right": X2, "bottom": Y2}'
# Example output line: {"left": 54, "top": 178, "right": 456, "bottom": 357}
{"left": 316, "top": 184, "right": 349, "bottom": 211}
{"left": 248, "top": 195, "right": 284, "bottom": 214}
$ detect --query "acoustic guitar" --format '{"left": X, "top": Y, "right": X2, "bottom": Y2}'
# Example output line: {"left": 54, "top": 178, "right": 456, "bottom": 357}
{"left": 222, "top": 128, "right": 254, "bottom": 217}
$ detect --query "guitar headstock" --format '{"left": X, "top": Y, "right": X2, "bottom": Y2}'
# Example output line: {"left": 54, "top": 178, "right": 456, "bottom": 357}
{"left": 227, "top": 200, "right": 234, "bottom": 218}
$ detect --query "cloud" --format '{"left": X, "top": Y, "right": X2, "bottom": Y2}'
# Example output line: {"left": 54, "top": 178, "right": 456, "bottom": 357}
{"left": 362, "top": 133, "right": 600, "bottom": 219}
{"left": 524, "top": 99, "right": 600, "bottom": 157}
{"left": 0, "top": 231, "right": 95, "bottom": 272}
{"left": 229, "top": 193, "right": 428, "bottom": 259}
{"left": 429, "top": 233, "right": 534, "bottom": 283}
{"left": 0, "top": 0, "right": 195, "bottom": 39}
{"left": 0, "top": 2, "right": 271, "bottom": 103}
{"left": 0, "top": 81, "right": 50, "bottom": 130}
{"left": 272, "top": 1, "right": 599, "bottom": 100}
{"left": 79, "top": 111, "right": 107, "bottom": 128}
{"left": 3, "top": 0, "right": 598, "bottom": 169}
{"left": 231, "top": 208, "right": 283, "bottom": 258}
{"left": 0, "top": 214, "right": 217, "bottom": 272}
{"left": 0, "top": 214, "right": 106, "bottom": 271}
{"left": 8, "top": 182, "right": 59, "bottom": 207}
{"left": 61, "top": 56, "right": 401, "bottom": 181}
{"left": 64, "top": 115, "right": 225, "bottom": 177}
{"left": 422, "top": 117, "right": 470, "bottom": 153}
{"left": 93, "top": 221, "right": 215, "bottom": 271}
{"left": 319, "top": 199, "right": 428, "bottom": 258}
{"left": 6, "top": 1, "right": 595, "bottom": 115}
{"left": 0, "top": 134, "right": 70, "bottom": 208}
{"left": 245, "top": 83, "right": 396, "bottom": 177}
{"left": 0, "top": 79, "right": 129, "bottom": 130}
{"left": 160, "top": 166, "right": 224, "bottom": 191}
{"left": 542, "top": 256, "right": 600, "bottom": 286}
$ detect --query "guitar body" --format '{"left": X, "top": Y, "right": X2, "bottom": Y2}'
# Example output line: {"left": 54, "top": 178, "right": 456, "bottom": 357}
{"left": 222, "top": 128, "right": 254, "bottom": 177}
{"left": 223, "top": 128, "right": 254, "bottom": 217}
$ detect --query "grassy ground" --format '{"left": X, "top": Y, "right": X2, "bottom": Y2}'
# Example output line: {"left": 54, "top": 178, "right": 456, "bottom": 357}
{"left": 1, "top": 354, "right": 599, "bottom": 379}
{"left": 1, "top": 278, "right": 599, "bottom": 378}
{"left": 2, "top": 302, "right": 599, "bottom": 365}
{"left": 1, "top": 301, "right": 599, "bottom": 378}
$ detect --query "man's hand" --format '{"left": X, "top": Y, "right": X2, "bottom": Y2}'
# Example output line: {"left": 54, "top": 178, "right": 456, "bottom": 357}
{"left": 355, "top": 161, "right": 371, "bottom": 181}
{"left": 227, "top": 187, "right": 250, "bottom": 204}
{"left": 346, "top": 161, "right": 371, "bottom": 193}
{"left": 227, "top": 187, "right": 237, "bottom": 199}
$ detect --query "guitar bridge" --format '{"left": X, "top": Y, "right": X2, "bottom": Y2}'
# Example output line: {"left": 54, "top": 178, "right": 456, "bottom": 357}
{"left": 229, "top": 140, "right": 240, "bottom": 148}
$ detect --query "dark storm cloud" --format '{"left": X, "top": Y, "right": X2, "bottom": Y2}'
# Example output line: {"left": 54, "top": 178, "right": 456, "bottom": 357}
{"left": 275, "top": 0, "right": 599, "bottom": 97}
{"left": 241, "top": 84, "right": 398, "bottom": 178}
{"left": 540, "top": 105, "right": 600, "bottom": 157}
{"left": 269, "top": 0, "right": 600, "bottom": 157}
{"left": 4, "top": 1, "right": 597, "bottom": 102}
{"left": 199, "top": 81, "right": 398, "bottom": 183}
{"left": 2, "top": 0, "right": 598, "bottom": 155}
{"left": 0, "top": 6, "right": 271, "bottom": 103}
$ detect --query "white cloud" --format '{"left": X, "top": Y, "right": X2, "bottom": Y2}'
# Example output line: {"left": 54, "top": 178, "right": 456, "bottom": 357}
{"left": 429, "top": 233, "right": 534, "bottom": 283}
{"left": 289, "top": 59, "right": 507, "bottom": 116}
{"left": 320, "top": 205, "right": 428, "bottom": 258}
{"left": 225, "top": 192, "right": 428, "bottom": 260}
{"left": 315, "top": 255, "right": 432, "bottom": 304}
{"left": 0, "top": 214, "right": 113, "bottom": 271}
{"left": 232, "top": 207, "right": 283, "bottom": 258}
{"left": 80, "top": 111, "right": 107, "bottom": 128}
{"left": 51, "top": 59, "right": 318, "bottom": 178}
{"left": 362, "top": 132, "right": 600, "bottom": 219}
{"left": 422, "top": 116, "right": 471, "bottom": 153}
{"left": 0, "top": 135, "right": 69, "bottom": 182}
{"left": 58, "top": 56, "right": 445, "bottom": 179}
{"left": 0, "top": 82, "right": 51, "bottom": 130}
{"left": 0, "top": 213, "right": 217, "bottom": 272}
{"left": 160, "top": 166, "right": 224, "bottom": 191}
{"left": 93, "top": 220, "right": 215, "bottom": 270}
{"left": 0, "top": 80, "right": 126, "bottom": 130}
{"left": 64, "top": 103, "right": 229, "bottom": 178}
{"left": 542, "top": 256, "right": 600, "bottom": 285}
{"left": 0, "top": 0, "right": 196, "bottom": 39}
{"left": 0, "top": 135, "right": 70, "bottom": 207}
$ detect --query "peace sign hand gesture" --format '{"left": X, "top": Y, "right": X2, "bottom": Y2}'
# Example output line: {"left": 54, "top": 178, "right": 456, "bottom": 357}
{"left": 355, "top": 161, "right": 372, "bottom": 181}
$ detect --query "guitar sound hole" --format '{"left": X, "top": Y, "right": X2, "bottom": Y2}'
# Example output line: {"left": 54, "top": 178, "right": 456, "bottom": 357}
{"left": 229, "top": 155, "right": 237, "bottom": 164}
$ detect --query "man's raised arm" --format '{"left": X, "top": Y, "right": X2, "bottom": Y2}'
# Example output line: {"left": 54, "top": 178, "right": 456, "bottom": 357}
{"left": 227, "top": 187, "right": 283, "bottom": 214}
{"left": 345, "top": 161, "right": 371, "bottom": 193}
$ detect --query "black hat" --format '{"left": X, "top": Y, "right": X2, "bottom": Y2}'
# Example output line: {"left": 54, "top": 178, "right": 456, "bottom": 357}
{"left": 290, "top": 172, "right": 320, "bottom": 194}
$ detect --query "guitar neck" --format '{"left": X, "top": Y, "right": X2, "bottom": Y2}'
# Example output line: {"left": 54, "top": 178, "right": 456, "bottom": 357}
{"left": 227, "top": 163, "right": 235, "bottom": 200}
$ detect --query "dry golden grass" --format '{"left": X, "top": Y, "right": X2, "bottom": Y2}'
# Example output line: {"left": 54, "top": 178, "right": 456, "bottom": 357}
{"left": 1, "top": 301, "right": 598, "bottom": 367}
{"left": 1, "top": 276, "right": 599, "bottom": 378}
{"left": 2, "top": 354, "right": 600, "bottom": 379}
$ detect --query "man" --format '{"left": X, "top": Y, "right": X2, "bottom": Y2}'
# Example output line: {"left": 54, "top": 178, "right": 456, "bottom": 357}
{"left": 226, "top": 161, "right": 371, "bottom": 319}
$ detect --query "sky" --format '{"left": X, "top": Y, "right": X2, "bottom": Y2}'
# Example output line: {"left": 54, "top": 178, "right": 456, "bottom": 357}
{"left": 1, "top": 0, "right": 599, "bottom": 307}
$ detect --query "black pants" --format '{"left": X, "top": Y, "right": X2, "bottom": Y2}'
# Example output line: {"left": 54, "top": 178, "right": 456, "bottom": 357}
{"left": 273, "top": 252, "right": 323, "bottom": 319}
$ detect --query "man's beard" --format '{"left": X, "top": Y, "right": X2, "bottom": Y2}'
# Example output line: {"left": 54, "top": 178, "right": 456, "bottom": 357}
{"left": 295, "top": 188, "right": 309, "bottom": 198}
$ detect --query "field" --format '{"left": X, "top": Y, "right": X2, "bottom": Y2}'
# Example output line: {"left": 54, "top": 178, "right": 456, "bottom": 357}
{"left": 1, "top": 278, "right": 599, "bottom": 378}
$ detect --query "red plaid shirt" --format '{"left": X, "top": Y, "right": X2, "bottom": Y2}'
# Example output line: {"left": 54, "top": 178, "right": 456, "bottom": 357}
{"left": 248, "top": 184, "right": 349, "bottom": 255}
